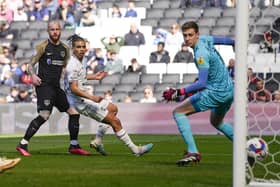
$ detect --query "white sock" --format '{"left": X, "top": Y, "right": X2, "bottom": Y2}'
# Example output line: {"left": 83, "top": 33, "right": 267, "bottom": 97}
{"left": 92, "top": 124, "right": 109, "bottom": 145}
{"left": 20, "top": 139, "right": 29, "bottom": 145}
{"left": 70, "top": 140, "right": 78, "bottom": 146}
{"left": 115, "top": 129, "right": 138, "bottom": 153}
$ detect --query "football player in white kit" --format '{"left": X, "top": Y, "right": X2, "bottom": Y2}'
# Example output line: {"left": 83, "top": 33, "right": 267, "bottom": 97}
{"left": 65, "top": 34, "right": 153, "bottom": 156}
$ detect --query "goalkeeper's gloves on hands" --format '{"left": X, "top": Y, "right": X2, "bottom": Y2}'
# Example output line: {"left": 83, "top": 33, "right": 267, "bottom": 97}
{"left": 162, "top": 88, "right": 179, "bottom": 102}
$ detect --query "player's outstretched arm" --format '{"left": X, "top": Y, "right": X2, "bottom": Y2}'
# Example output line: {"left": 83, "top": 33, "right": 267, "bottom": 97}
{"left": 86, "top": 71, "right": 108, "bottom": 80}
{"left": 163, "top": 68, "right": 208, "bottom": 102}
{"left": 212, "top": 36, "right": 235, "bottom": 46}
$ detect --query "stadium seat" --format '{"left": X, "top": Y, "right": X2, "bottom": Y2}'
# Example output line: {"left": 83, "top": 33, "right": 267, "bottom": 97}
{"left": 112, "top": 91, "right": 128, "bottom": 102}
{"left": 158, "top": 18, "right": 178, "bottom": 28}
{"left": 249, "top": 7, "right": 261, "bottom": 19}
{"left": 134, "top": 1, "right": 151, "bottom": 9}
{"left": 0, "top": 85, "right": 11, "bottom": 96}
{"left": 94, "top": 84, "right": 115, "bottom": 93}
{"left": 255, "top": 17, "right": 276, "bottom": 27}
{"left": 20, "top": 29, "right": 39, "bottom": 40}
{"left": 15, "top": 40, "right": 32, "bottom": 50}
{"left": 146, "top": 8, "right": 165, "bottom": 19}
{"left": 202, "top": 7, "right": 223, "bottom": 18}
{"left": 114, "top": 84, "right": 136, "bottom": 93}
{"left": 152, "top": 0, "right": 170, "bottom": 9}
{"left": 135, "top": 84, "right": 155, "bottom": 92}
{"left": 169, "top": 0, "right": 181, "bottom": 8}
{"left": 97, "top": 1, "right": 113, "bottom": 9}
{"left": 15, "top": 49, "right": 24, "bottom": 59}
{"left": 61, "top": 29, "right": 75, "bottom": 40}
{"left": 24, "top": 49, "right": 34, "bottom": 58}
{"left": 154, "top": 83, "right": 176, "bottom": 92}
{"left": 262, "top": 6, "right": 280, "bottom": 18}
{"left": 161, "top": 73, "right": 180, "bottom": 84}
{"left": 10, "top": 21, "right": 29, "bottom": 31}
{"left": 140, "top": 73, "right": 160, "bottom": 85}
{"left": 101, "top": 74, "right": 122, "bottom": 85}
{"left": 120, "top": 73, "right": 140, "bottom": 84}
{"left": 198, "top": 18, "right": 217, "bottom": 27}
{"left": 216, "top": 17, "right": 235, "bottom": 27}
{"left": 198, "top": 26, "right": 211, "bottom": 35}
{"left": 141, "top": 18, "right": 159, "bottom": 28}
{"left": 222, "top": 7, "right": 236, "bottom": 17}
{"left": 28, "top": 21, "right": 48, "bottom": 30}
{"left": 183, "top": 7, "right": 202, "bottom": 19}
{"left": 164, "top": 8, "right": 183, "bottom": 19}
{"left": 130, "top": 91, "right": 144, "bottom": 102}
{"left": 183, "top": 73, "right": 198, "bottom": 84}
{"left": 211, "top": 26, "right": 231, "bottom": 36}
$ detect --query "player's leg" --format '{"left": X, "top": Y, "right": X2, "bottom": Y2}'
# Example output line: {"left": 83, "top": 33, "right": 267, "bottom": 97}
{"left": 210, "top": 110, "right": 233, "bottom": 141}
{"left": 78, "top": 100, "right": 153, "bottom": 156}
{"left": 210, "top": 91, "right": 234, "bottom": 141}
{"left": 16, "top": 110, "right": 49, "bottom": 156}
{"left": 89, "top": 104, "right": 117, "bottom": 153}
{"left": 57, "top": 88, "right": 90, "bottom": 156}
{"left": 173, "top": 96, "right": 201, "bottom": 166}
{"left": 0, "top": 157, "right": 21, "bottom": 173}
{"left": 16, "top": 86, "right": 53, "bottom": 156}
{"left": 90, "top": 123, "right": 109, "bottom": 156}
{"left": 102, "top": 107, "right": 153, "bottom": 156}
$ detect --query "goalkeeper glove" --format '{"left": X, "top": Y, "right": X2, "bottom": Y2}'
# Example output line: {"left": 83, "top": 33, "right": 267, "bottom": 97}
{"left": 162, "top": 88, "right": 186, "bottom": 102}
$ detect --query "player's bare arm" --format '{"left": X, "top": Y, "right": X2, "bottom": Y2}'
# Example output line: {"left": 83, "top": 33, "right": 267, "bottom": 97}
{"left": 86, "top": 71, "right": 108, "bottom": 80}
{"left": 69, "top": 80, "right": 103, "bottom": 103}
{"left": 28, "top": 55, "right": 42, "bottom": 86}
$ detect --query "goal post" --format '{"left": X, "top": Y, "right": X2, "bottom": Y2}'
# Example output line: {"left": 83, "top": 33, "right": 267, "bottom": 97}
{"left": 233, "top": 0, "right": 249, "bottom": 187}
{"left": 234, "top": 1, "right": 280, "bottom": 187}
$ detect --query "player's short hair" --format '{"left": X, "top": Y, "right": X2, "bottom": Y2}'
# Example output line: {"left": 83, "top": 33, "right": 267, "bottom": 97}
{"left": 67, "top": 34, "right": 85, "bottom": 48}
{"left": 181, "top": 21, "right": 199, "bottom": 33}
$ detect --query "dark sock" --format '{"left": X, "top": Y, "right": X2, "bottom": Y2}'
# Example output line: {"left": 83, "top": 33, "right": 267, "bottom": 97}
{"left": 23, "top": 115, "right": 46, "bottom": 141}
{"left": 68, "top": 114, "right": 80, "bottom": 142}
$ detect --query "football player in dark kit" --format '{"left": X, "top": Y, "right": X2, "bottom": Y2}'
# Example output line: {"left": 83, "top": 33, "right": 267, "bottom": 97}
{"left": 16, "top": 21, "right": 90, "bottom": 156}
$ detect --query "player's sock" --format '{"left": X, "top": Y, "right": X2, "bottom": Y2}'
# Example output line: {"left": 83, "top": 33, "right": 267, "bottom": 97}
{"left": 215, "top": 122, "right": 233, "bottom": 141}
{"left": 68, "top": 114, "right": 80, "bottom": 146}
{"left": 20, "top": 139, "right": 29, "bottom": 145}
{"left": 92, "top": 124, "right": 109, "bottom": 145}
{"left": 173, "top": 112, "right": 198, "bottom": 153}
{"left": 115, "top": 129, "right": 138, "bottom": 153}
{"left": 23, "top": 115, "right": 46, "bottom": 141}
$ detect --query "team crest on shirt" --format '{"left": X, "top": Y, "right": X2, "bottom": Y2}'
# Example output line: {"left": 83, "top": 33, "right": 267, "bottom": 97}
{"left": 197, "top": 57, "right": 204, "bottom": 65}
{"left": 44, "top": 99, "right": 50, "bottom": 106}
{"left": 60, "top": 51, "right": 65, "bottom": 58}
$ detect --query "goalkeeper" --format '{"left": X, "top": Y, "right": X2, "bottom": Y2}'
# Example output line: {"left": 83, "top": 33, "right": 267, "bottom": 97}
{"left": 163, "top": 21, "right": 234, "bottom": 166}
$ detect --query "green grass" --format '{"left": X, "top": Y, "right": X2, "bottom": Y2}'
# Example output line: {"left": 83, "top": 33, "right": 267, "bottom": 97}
{"left": 1, "top": 135, "right": 234, "bottom": 187}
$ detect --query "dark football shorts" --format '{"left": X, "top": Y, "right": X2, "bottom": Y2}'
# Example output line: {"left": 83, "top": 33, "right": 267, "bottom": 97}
{"left": 36, "top": 85, "right": 69, "bottom": 113}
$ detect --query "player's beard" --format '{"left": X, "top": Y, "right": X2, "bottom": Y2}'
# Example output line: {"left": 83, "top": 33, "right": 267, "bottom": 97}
{"left": 50, "top": 33, "right": 61, "bottom": 44}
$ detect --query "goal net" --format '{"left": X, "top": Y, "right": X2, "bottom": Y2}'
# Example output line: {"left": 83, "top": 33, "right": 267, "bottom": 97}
{"left": 234, "top": 1, "right": 280, "bottom": 187}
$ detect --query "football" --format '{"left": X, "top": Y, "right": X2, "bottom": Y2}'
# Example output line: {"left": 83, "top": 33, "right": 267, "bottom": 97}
{"left": 247, "top": 137, "right": 269, "bottom": 161}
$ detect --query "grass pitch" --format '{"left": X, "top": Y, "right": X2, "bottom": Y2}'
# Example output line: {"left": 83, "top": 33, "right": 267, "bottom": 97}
{"left": 0, "top": 135, "right": 233, "bottom": 187}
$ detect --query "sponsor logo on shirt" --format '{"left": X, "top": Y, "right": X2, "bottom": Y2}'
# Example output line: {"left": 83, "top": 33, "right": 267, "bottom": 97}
{"left": 197, "top": 57, "right": 204, "bottom": 65}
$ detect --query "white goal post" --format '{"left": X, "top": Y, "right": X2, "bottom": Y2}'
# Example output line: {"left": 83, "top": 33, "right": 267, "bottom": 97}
{"left": 234, "top": 1, "right": 280, "bottom": 187}
{"left": 233, "top": 1, "right": 249, "bottom": 186}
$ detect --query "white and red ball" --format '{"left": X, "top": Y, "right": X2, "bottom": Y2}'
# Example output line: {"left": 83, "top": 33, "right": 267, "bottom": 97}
{"left": 247, "top": 137, "right": 268, "bottom": 161}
